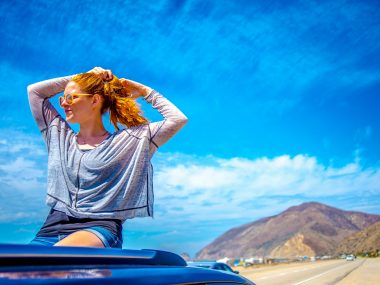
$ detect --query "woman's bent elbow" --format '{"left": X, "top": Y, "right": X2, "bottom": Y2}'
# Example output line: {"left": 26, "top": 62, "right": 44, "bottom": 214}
{"left": 27, "top": 84, "right": 38, "bottom": 97}
{"left": 180, "top": 115, "right": 189, "bottom": 126}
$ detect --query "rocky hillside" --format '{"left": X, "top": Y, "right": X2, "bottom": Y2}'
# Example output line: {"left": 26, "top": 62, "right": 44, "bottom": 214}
{"left": 336, "top": 221, "right": 380, "bottom": 255}
{"left": 196, "top": 202, "right": 380, "bottom": 259}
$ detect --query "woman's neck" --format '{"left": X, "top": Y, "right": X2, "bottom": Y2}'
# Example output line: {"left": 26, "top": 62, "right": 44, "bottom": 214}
{"left": 78, "top": 126, "right": 108, "bottom": 138}
{"left": 78, "top": 117, "right": 108, "bottom": 138}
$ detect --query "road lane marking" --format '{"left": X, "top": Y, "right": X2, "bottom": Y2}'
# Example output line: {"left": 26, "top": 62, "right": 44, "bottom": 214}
{"left": 292, "top": 262, "right": 358, "bottom": 285}
{"left": 247, "top": 260, "right": 349, "bottom": 281}
{"left": 255, "top": 271, "right": 289, "bottom": 280}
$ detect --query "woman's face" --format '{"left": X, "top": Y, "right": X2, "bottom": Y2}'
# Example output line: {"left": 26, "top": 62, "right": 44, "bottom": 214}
{"left": 61, "top": 81, "right": 94, "bottom": 124}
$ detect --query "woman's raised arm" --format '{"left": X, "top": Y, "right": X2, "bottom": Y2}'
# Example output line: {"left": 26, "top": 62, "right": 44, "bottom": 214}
{"left": 120, "top": 77, "right": 188, "bottom": 149}
{"left": 27, "top": 76, "right": 72, "bottom": 131}
{"left": 144, "top": 90, "right": 188, "bottom": 150}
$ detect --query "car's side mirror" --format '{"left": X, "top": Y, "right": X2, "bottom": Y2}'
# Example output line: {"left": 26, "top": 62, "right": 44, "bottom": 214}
{"left": 233, "top": 270, "right": 239, "bottom": 274}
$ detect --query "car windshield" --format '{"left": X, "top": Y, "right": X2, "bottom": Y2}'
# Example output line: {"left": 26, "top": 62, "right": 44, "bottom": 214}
{"left": 197, "top": 265, "right": 212, "bottom": 268}
{"left": 188, "top": 263, "right": 212, "bottom": 269}
{"left": 221, "top": 264, "right": 233, "bottom": 272}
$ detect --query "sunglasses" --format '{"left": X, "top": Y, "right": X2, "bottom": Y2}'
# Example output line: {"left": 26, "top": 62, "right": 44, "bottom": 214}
{"left": 59, "top": 93, "right": 93, "bottom": 106}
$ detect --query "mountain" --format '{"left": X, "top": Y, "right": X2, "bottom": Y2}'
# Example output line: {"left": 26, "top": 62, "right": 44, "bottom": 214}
{"left": 180, "top": 252, "right": 191, "bottom": 261}
{"left": 196, "top": 202, "right": 380, "bottom": 259}
{"left": 336, "top": 221, "right": 380, "bottom": 255}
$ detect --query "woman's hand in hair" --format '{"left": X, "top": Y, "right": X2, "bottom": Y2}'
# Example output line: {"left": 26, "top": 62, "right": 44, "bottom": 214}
{"left": 88, "top": 67, "right": 113, "bottom": 81}
{"left": 119, "top": 78, "right": 153, "bottom": 99}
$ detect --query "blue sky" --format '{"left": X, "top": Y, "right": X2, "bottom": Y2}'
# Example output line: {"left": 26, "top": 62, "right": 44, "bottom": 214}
{"left": 0, "top": 0, "right": 379, "bottom": 257}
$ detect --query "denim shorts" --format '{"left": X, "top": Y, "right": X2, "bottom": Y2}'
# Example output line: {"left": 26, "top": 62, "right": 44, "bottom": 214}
{"left": 30, "top": 226, "right": 122, "bottom": 248}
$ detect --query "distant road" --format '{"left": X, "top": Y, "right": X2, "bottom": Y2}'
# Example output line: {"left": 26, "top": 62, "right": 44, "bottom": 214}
{"left": 237, "top": 258, "right": 380, "bottom": 285}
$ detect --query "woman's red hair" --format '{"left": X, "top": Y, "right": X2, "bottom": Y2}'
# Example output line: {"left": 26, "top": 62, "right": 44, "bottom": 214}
{"left": 71, "top": 73, "right": 148, "bottom": 129}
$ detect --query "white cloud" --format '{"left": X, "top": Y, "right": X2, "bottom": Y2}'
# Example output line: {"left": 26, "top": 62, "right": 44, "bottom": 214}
{"left": 0, "top": 130, "right": 47, "bottom": 193}
{"left": 152, "top": 152, "right": 380, "bottom": 220}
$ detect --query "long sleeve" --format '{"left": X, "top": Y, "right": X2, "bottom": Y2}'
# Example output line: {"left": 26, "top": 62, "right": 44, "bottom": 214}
{"left": 27, "top": 76, "right": 72, "bottom": 131}
{"left": 144, "top": 90, "right": 188, "bottom": 148}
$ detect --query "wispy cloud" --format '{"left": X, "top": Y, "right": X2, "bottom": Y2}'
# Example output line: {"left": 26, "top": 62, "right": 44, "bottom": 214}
{"left": 154, "top": 153, "right": 379, "bottom": 205}
{"left": 2, "top": 0, "right": 379, "bottom": 111}
{"left": 0, "top": 130, "right": 46, "bottom": 191}
{"left": 0, "top": 130, "right": 47, "bottom": 223}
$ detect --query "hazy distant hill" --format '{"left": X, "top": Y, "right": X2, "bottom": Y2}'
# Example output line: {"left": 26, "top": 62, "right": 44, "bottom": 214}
{"left": 180, "top": 252, "right": 191, "bottom": 261}
{"left": 196, "top": 202, "right": 380, "bottom": 259}
{"left": 336, "top": 221, "right": 380, "bottom": 255}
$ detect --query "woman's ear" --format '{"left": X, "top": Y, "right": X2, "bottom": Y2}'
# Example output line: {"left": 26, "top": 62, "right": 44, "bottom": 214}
{"left": 92, "top": 94, "right": 103, "bottom": 109}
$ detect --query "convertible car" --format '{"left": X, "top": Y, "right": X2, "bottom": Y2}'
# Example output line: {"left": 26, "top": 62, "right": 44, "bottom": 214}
{"left": 0, "top": 244, "right": 255, "bottom": 284}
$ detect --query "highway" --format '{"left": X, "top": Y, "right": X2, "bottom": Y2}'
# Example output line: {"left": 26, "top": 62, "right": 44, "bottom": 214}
{"left": 237, "top": 258, "right": 380, "bottom": 285}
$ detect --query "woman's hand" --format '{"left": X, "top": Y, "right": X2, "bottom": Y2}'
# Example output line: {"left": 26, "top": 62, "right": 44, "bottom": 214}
{"left": 88, "top": 67, "right": 113, "bottom": 81}
{"left": 119, "top": 78, "right": 152, "bottom": 99}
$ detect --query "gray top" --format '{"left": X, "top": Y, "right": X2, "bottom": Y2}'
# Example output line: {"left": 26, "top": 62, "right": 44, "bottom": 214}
{"left": 27, "top": 75, "right": 187, "bottom": 221}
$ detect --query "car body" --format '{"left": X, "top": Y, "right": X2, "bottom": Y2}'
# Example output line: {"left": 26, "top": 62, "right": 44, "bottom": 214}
{"left": 0, "top": 244, "right": 254, "bottom": 284}
{"left": 187, "top": 261, "right": 240, "bottom": 275}
{"left": 345, "top": 254, "right": 355, "bottom": 261}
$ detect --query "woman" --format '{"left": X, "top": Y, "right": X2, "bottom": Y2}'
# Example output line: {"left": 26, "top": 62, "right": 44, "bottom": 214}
{"left": 28, "top": 67, "right": 187, "bottom": 248}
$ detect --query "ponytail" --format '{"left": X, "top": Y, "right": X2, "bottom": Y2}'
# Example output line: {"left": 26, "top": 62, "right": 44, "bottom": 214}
{"left": 72, "top": 73, "right": 148, "bottom": 130}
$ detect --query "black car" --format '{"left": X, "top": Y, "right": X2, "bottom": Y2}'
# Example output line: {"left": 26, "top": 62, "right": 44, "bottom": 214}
{"left": 187, "top": 261, "right": 240, "bottom": 275}
{"left": 0, "top": 244, "right": 254, "bottom": 284}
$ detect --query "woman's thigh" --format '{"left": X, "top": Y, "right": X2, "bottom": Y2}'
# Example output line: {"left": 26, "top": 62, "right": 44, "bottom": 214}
{"left": 30, "top": 227, "right": 122, "bottom": 248}
{"left": 54, "top": 230, "right": 105, "bottom": 248}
